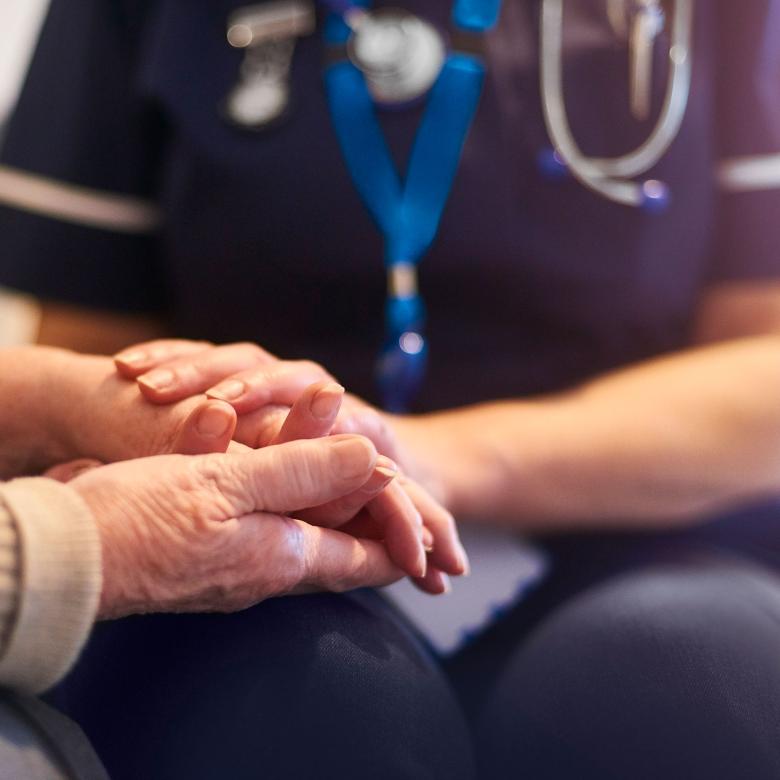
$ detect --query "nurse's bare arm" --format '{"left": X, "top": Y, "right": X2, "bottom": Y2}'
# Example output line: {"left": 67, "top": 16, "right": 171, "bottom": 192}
{"left": 0, "top": 345, "right": 236, "bottom": 477}
{"left": 105, "top": 283, "right": 780, "bottom": 530}
{"left": 387, "top": 280, "right": 780, "bottom": 529}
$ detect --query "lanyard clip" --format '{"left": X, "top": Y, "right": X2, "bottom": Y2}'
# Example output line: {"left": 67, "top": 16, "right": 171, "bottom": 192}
{"left": 223, "top": 1, "right": 316, "bottom": 129}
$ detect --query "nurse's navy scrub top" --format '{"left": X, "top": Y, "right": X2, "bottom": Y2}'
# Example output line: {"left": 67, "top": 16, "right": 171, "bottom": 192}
{"left": 1, "top": 0, "right": 780, "bottom": 413}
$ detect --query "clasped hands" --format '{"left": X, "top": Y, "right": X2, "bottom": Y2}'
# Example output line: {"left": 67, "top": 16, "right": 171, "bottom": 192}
{"left": 52, "top": 340, "right": 467, "bottom": 619}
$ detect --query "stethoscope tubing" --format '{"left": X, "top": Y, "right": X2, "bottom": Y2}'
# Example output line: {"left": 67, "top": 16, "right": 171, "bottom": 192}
{"left": 540, "top": 0, "right": 694, "bottom": 206}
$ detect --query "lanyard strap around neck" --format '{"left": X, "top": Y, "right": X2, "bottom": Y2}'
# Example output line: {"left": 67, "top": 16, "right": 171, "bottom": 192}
{"left": 324, "top": 55, "right": 485, "bottom": 267}
{"left": 323, "top": 1, "right": 498, "bottom": 410}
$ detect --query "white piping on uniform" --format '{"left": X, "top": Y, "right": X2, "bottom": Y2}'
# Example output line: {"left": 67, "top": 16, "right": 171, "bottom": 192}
{"left": 717, "top": 153, "right": 780, "bottom": 193}
{"left": 0, "top": 164, "right": 162, "bottom": 234}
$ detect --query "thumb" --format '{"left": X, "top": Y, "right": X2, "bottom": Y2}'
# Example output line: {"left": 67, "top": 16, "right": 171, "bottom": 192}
{"left": 272, "top": 381, "right": 344, "bottom": 444}
{"left": 194, "top": 434, "right": 379, "bottom": 516}
{"left": 173, "top": 399, "right": 237, "bottom": 455}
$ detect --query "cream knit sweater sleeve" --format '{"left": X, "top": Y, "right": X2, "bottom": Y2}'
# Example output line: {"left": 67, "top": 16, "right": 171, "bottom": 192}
{"left": 0, "top": 478, "right": 102, "bottom": 694}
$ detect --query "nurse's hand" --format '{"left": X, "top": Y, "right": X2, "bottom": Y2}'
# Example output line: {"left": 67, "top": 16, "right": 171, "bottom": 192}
{"left": 50, "top": 351, "right": 240, "bottom": 465}
{"left": 71, "top": 435, "right": 406, "bottom": 618}
{"left": 0, "top": 346, "right": 241, "bottom": 481}
{"left": 114, "top": 340, "right": 401, "bottom": 458}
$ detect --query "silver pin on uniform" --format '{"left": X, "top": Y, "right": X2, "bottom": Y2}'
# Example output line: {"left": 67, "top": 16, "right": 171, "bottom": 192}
{"left": 628, "top": 0, "right": 665, "bottom": 120}
{"left": 224, "top": 0, "right": 315, "bottom": 129}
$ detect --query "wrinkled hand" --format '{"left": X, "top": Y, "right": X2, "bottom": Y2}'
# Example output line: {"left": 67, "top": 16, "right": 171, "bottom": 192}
{"left": 72, "top": 435, "right": 407, "bottom": 619}
{"left": 114, "top": 340, "right": 469, "bottom": 592}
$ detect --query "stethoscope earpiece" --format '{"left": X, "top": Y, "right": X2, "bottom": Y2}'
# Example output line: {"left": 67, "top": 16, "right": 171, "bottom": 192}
{"left": 639, "top": 178, "right": 670, "bottom": 212}
{"left": 538, "top": 147, "right": 671, "bottom": 212}
{"left": 537, "top": 147, "right": 569, "bottom": 180}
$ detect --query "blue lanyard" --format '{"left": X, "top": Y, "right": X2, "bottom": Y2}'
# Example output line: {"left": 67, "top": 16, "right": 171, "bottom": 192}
{"left": 323, "top": 0, "right": 500, "bottom": 411}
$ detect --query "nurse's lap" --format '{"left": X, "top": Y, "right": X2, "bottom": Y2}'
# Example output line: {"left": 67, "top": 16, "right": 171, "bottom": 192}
{"left": 452, "top": 501, "right": 780, "bottom": 779}
{"left": 46, "top": 590, "right": 475, "bottom": 780}
{"left": 46, "top": 503, "right": 780, "bottom": 780}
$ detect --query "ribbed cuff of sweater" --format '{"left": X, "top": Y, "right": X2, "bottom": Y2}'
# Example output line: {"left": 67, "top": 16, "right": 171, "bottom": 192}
{"left": 0, "top": 478, "right": 101, "bottom": 693}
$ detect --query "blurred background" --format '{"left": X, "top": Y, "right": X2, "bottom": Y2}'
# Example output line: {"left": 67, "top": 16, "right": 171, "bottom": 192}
{"left": 0, "top": 0, "right": 49, "bottom": 346}
{"left": 0, "top": 0, "right": 48, "bottom": 132}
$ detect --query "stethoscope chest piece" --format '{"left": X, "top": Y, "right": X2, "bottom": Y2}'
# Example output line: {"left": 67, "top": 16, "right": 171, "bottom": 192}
{"left": 347, "top": 9, "right": 446, "bottom": 105}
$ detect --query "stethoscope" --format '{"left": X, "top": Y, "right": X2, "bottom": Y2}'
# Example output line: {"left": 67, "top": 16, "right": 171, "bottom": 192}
{"left": 225, "top": 0, "right": 695, "bottom": 410}
{"left": 539, "top": 0, "right": 694, "bottom": 209}
{"left": 226, "top": 0, "right": 695, "bottom": 212}
{"left": 336, "top": 0, "right": 695, "bottom": 210}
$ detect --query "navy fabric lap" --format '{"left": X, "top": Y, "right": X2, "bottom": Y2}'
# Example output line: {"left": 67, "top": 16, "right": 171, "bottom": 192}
{"left": 474, "top": 556, "right": 780, "bottom": 780}
{"left": 47, "top": 591, "right": 475, "bottom": 780}
{"left": 41, "top": 505, "right": 780, "bottom": 780}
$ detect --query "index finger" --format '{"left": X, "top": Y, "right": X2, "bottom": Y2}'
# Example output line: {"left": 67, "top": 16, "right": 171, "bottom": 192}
{"left": 135, "top": 343, "right": 277, "bottom": 403}
{"left": 114, "top": 339, "right": 214, "bottom": 378}
{"left": 291, "top": 522, "right": 405, "bottom": 593}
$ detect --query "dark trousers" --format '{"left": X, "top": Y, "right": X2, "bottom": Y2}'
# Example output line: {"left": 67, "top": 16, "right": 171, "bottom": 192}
{"left": 37, "top": 501, "right": 780, "bottom": 779}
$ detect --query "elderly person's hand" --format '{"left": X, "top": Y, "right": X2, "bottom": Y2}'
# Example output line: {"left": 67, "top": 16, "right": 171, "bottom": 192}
{"left": 71, "top": 434, "right": 406, "bottom": 618}
{"left": 113, "top": 340, "right": 469, "bottom": 592}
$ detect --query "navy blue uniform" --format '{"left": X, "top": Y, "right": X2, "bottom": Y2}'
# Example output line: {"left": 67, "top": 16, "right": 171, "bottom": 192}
{"left": 4, "top": 2, "right": 780, "bottom": 778}
{"left": 3, "top": 1, "right": 779, "bottom": 407}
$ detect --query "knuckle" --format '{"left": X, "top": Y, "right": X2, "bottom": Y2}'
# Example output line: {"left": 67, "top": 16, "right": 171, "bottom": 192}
{"left": 273, "top": 517, "right": 308, "bottom": 587}
{"left": 263, "top": 444, "right": 316, "bottom": 506}
{"left": 236, "top": 342, "right": 268, "bottom": 363}
{"left": 207, "top": 516, "right": 307, "bottom": 608}
{"left": 432, "top": 505, "right": 456, "bottom": 533}
{"left": 192, "top": 455, "right": 250, "bottom": 515}
{"left": 296, "top": 359, "right": 329, "bottom": 378}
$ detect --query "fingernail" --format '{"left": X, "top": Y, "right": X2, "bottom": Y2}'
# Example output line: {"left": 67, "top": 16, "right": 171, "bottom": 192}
{"left": 207, "top": 379, "right": 246, "bottom": 402}
{"left": 457, "top": 542, "right": 471, "bottom": 576}
{"left": 439, "top": 573, "right": 452, "bottom": 594}
{"left": 115, "top": 350, "right": 147, "bottom": 367}
{"left": 196, "top": 404, "right": 233, "bottom": 437}
{"left": 310, "top": 383, "right": 344, "bottom": 420}
{"left": 375, "top": 455, "right": 398, "bottom": 476}
{"left": 415, "top": 548, "right": 428, "bottom": 579}
{"left": 138, "top": 368, "right": 175, "bottom": 392}
{"left": 332, "top": 437, "right": 374, "bottom": 480}
{"left": 422, "top": 526, "right": 434, "bottom": 552}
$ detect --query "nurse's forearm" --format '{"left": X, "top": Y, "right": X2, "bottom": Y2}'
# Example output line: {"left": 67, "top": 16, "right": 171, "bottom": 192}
{"left": 395, "top": 335, "right": 780, "bottom": 529}
{"left": 0, "top": 346, "right": 74, "bottom": 477}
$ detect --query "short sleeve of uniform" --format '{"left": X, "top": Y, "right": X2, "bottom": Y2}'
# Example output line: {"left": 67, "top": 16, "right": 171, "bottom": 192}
{"left": 711, "top": 0, "right": 780, "bottom": 282}
{"left": 0, "top": 0, "right": 168, "bottom": 312}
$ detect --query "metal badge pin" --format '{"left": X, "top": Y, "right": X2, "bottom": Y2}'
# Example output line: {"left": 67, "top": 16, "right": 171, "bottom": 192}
{"left": 346, "top": 8, "right": 446, "bottom": 105}
{"left": 223, "top": 0, "right": 315, "bottom": 129}
{"left": 606, "top": 0, "right": 629, "bottom": 39}
{"left": 629, "top": 0, "right": 665, "bottom": 120}
{"left": 605, "top": 0, "right": 666, "bottom": 121}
